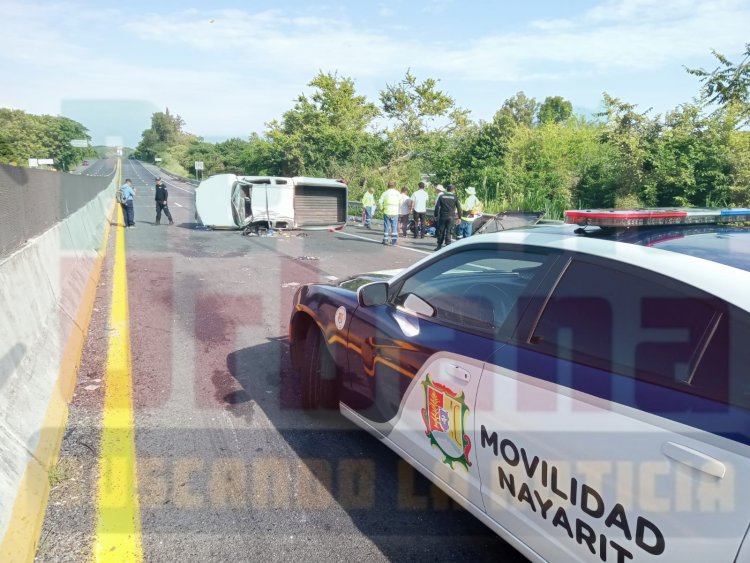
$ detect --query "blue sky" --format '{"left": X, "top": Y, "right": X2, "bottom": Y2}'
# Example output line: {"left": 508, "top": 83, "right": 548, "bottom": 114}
{"left": 1, "top": 0, "right": 748, "bottom": 147}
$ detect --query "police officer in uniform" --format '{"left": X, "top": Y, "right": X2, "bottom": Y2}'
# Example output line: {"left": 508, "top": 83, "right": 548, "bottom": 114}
{"left": 434, "top": 184, "right": 461, "bottom": 251}
{"left": 154, "top": 177, "right": 174, "bottom": 225}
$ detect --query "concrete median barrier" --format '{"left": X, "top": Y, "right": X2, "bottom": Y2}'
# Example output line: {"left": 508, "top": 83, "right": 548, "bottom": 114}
{"left": 0, "top": 174, "right": 116, "bottom": 562}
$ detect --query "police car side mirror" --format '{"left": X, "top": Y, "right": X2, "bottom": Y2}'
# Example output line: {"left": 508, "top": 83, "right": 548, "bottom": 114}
{"left": 358, "top": 282, "right": 389, "bottom": 307}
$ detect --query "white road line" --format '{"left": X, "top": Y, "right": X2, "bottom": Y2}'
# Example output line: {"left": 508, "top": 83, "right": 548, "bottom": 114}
{"left": 337, "top": 230, "right": 432, "bottom": 255}
{"left": 173, "top": 202, "right": 183, "bottom": 208}
{"left": 136, "top": 162, "right": 195, "bottom": 193}
{"left": 165, "top": 182, "right": 194, "bottom": 194}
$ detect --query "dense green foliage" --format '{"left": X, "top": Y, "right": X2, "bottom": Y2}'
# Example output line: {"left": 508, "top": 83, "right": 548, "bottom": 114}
{"left": 134, "top": 47, "right": 750, "bottom": 216}
{"left": 0, "top": 109, "right": 97, "bottom": 171}
{"left": 0, "top": 49, "right": 747, "bottom": 215}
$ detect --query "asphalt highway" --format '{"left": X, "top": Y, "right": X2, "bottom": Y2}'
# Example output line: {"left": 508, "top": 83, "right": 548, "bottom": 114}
{"left": 36, "top": 160, "right": 525, "bottom": 562}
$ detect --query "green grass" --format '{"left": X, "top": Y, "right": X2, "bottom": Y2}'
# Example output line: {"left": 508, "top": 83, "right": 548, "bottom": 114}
{"left": 158, "top": 151, "right": 191, "bottom": 178}
{"left": 48, "top": 458, "right": 74, "bottom": 488}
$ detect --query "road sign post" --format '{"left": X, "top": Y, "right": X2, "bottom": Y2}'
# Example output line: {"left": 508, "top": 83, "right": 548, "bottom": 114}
{"left": 195, "top": 161, "right": 204, "bottom": 182}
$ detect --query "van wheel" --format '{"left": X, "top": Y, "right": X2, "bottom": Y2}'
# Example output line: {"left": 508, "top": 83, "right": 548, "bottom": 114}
{"left": 300, "top": 329, "right": 339, "bottom": 409}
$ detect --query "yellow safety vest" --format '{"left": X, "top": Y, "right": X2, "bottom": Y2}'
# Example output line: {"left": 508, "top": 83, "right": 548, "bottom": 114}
{"left": 379, "top": 189, "right": 401, "bottom": 216}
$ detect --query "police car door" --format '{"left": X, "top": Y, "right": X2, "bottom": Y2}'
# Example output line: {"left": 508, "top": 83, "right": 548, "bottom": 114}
{"left": 475, "top": 255, "right": 750, "bottom": 562}
{"left": 344, "top": 246, "right": 558, "bottom": 511}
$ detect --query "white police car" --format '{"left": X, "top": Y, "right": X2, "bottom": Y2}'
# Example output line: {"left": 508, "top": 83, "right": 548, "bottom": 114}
{"left": 289, "top": 208, "right": 750, "bottom": 562}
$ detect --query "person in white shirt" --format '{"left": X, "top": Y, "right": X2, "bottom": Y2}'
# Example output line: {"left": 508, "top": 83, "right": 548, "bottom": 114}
{"left": 410, "top": 182, "right": 429, "bottom": 239}
{"left": 398, "top": 187, "right": 411, "bottom": 238}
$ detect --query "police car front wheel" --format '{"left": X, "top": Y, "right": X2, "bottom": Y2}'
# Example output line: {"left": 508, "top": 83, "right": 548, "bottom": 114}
{"left": 300, "top": 329, "right": 339, "bottom": 410}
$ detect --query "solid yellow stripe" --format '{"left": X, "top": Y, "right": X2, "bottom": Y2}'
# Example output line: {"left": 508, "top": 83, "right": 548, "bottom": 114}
{"left": 94, "top": 160, "right": 143, "bottom": 562}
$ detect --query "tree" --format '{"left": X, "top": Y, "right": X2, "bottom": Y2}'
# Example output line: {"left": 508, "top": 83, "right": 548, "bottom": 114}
{"left": 648, "top": 104, "right": 733, "bottom": 207}
{"left": 380, "top": 70, "right": 469, "bottom": 164}
{"left": 134, "top": 109, "right": 188, "bottom": 162}
{"left": 597, "top": 93, "right": 658, "bottom": 205}
{"left": 0, "top": 109, "right": 93, "bottom": 170}
{"left": 151, "top": 108, "right": 186, "bottom": 145}
{"left": 178, "top": 139, "right": 223, "bottom": 176}
{"left": 265, "top": 72, "right": 383, "bottom": 177}
{"left": 215, "top": 138, "right": 250, "bottom": 174}
{"left": 537, "top": 96, "right": 573, "bottom": 124}
{"left": 495, "top": 92, "right": 539, "bottom": 129}
{"left": 687, "top": 44, "right": 750, "bottom": 107}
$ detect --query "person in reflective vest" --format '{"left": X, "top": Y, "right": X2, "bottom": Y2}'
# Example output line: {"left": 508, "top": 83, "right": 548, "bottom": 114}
{"left": 362, "top": 187, "right": 375, "bottom": 229}
{"left": 379, "top": 180, "right": 401, "bottom": 245}
{"left": 457, "top": 186, "right": 483, "bottom": 238}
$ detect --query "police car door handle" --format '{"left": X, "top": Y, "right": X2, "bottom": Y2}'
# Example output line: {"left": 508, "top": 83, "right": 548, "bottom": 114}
{"left": 661, "top": 441, "right": 726, "bottom": 479}
{"left": 446, "top": 364, "right": 471, "bottom": 383}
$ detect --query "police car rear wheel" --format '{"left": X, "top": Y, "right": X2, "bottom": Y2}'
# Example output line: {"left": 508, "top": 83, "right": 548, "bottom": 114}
{"left": 300, "top": 329, "right": 338, "bottom": 409}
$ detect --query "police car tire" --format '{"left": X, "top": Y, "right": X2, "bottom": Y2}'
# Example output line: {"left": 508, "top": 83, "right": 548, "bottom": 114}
{"left": 300, "top": 329, "right": 339, "bottom": 410}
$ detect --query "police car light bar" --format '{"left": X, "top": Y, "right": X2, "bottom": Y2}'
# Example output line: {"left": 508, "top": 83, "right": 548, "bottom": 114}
{"left": 565, "top": 208, "right": 750, "bottom": 227}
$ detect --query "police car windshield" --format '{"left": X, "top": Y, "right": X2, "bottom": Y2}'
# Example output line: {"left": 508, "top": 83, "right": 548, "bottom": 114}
{"left": 532, "top": 223, "right": 750, "bottom": 273}
{"left": 646, "top": 230, "right": 750, "bottom": 272}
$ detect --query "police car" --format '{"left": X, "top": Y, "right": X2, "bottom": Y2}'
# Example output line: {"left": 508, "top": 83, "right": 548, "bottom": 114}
{"left": 289, "top": 208, "right": 750, "bottom": 562}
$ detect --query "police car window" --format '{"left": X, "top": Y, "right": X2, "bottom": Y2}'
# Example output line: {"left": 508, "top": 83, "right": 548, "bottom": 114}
{"left": 394, "top": 248, "right": 549, "bottom": 333}
{"left": 688, "top": 308, "right": 750, "bottom": 410}
{"left": 530, "top": 258, "right": 733, "bottom": 402}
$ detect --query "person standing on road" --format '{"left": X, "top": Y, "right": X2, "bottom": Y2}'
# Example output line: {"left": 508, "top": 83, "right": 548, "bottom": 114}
{"left": 432, "top": 184, "right": 445, "bottom": 207}
{"left": 379, "top": 180, "right": 401, "bottom": 245}
{"left": 457, "top": 186, "right": 483, "bottom": 239}
{"left": 434, "top": 184, "right": 461, "bottom": 251}
{"left": 120, "top": 178, "right": 136, "bottom": 228}
{"left": 410, "top": 182, "right": 429, "bottom": 238}
{"left": 154, "top": 177, "right": 174, "bottom": 225}
{"left": 362, "top": 187, "right": 375, "bottom": 229}
{"left": 398, "top": 187, "right": 411, "bottom": 238}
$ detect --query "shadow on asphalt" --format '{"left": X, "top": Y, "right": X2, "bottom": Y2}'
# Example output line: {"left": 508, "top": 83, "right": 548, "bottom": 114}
{"left": 221, "top": 337, "right": 521, "bottom": 562}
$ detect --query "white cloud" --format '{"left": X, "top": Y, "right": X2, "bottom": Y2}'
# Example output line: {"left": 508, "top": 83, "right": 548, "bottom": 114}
{"left": 422, "top": 0, "right": 454, "bottom": 14}
{"left": 114, "top": 1, "right": 749, "bottom": 83}
{"left": 1, "top": 0, "right": 749, "bottom": 138}
{"left": 378, "top": 3, "right": 394, "bottom": 17}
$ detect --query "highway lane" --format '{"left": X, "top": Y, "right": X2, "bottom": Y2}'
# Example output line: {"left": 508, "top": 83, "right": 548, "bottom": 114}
{"left": 37, "top": 163, "right": 524, "bottom": 562}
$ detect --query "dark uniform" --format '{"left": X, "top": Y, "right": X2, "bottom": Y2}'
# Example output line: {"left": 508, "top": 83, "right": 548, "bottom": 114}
{"left": 434, "top": 189, "right": 461, "bottom": 250}
{"left": 154, "top": 178, "right": 174, "bottom": 225}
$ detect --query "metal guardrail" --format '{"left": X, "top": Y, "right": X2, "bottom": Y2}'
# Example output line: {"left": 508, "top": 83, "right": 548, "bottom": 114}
{"left": 0, "top": 164, "right": 114, "bottom": 259}
{"left": 347, "top": 200, "right": 436, "bottom": 224}
{"left": 155, "top": 167, "right": 199, "bottom": 186}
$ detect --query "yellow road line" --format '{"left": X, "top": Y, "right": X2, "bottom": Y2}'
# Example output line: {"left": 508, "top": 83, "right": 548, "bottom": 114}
{"left": 94, "top": 160, "right": 143, "bottom": 562}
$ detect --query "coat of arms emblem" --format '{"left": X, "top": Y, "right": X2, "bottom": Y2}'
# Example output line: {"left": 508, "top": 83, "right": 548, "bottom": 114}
{"left": 421, "top": 374, "right": 472, "bottom": 470}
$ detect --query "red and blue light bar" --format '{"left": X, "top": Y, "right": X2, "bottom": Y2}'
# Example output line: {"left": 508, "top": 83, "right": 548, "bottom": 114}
{"left": 565, "top": 208, "right": 750, "bottom": 227}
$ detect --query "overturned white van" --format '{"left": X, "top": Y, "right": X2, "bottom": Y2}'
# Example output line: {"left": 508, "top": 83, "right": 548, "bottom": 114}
{"left": 195, "top": 175, "right": 348, "bottom": 230}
